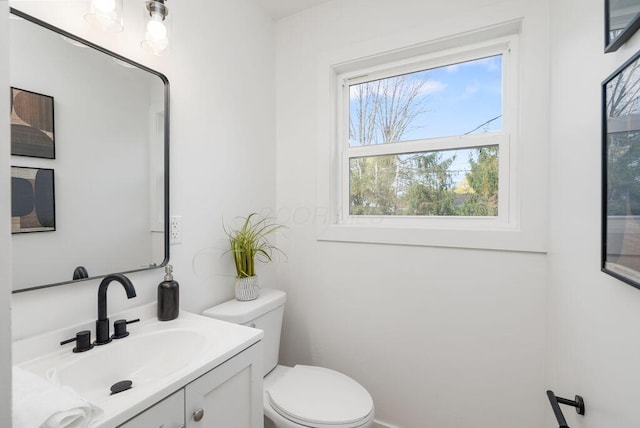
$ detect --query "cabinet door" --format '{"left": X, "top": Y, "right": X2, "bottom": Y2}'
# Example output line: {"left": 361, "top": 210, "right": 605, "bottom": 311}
{"left": 185, "top": 342, "right": 263, "bottom": 428}
{"left": 118, "top": 389, "right": 185, "bottom": 428}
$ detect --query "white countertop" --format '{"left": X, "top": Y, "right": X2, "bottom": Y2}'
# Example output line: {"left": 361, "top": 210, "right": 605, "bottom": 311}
{"left": 13, "top": 303, "right": 263, "bottom": 427}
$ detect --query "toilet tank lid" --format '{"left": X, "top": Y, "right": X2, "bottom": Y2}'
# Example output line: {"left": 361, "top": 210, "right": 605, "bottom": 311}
{"left": 202, "top": 288, "right": 286, "bottom": 324}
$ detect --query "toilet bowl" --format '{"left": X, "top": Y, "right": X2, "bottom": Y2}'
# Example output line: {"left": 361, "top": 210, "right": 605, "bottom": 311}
{"left": 264, "top": 365, "right": 374, "bottom": 428}
{"left": 202, "top": 288, "right": 375, "bottom": 428}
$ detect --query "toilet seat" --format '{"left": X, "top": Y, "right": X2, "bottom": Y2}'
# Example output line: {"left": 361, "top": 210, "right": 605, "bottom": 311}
{"left": 266, "top": 365, "right": 374, "bottom": 428}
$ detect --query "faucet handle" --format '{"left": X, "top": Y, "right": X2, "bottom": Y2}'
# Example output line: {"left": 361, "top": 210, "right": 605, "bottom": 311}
{"left": 112, "top": 318, "right": 140, "bottom": 339}
{"left": 60, "top": 330, "right": 94, "bottom": 353}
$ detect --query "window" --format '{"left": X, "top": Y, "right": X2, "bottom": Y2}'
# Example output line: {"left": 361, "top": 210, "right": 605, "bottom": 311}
{"left": 316, "top": 20, "right": 548, "bottom": 252}
{"left": 339, "top": 46, "right": 512, "bottom": 225}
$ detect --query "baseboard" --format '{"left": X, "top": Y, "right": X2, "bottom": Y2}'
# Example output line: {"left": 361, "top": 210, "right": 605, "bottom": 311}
{"left": 372, "top": 420, "right": 400, "bottom": 428}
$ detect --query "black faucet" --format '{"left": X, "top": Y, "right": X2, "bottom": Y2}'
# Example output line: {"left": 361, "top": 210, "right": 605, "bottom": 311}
{"left": 95, "top": 274, "right": 137, "bottom": 345}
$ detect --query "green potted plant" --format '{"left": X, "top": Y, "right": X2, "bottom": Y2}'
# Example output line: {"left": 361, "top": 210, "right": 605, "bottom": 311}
{"left": 224, "top": 213, "right": 284, "bottom": 301}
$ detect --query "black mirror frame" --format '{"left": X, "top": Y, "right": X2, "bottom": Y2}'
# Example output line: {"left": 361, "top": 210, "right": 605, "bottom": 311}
{"left": 605, "top": 0, "right": 640, "bottom": 53}
{"left": 10, "top": 8, "right": 170, "bottom": 293}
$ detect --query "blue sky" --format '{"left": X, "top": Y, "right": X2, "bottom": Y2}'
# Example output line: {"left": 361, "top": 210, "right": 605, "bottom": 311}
{"left": 348, "top": 54, "right": 503, "bottom": 143}
{"left": 403, "top": 54, "right": 503, "bottom": 141}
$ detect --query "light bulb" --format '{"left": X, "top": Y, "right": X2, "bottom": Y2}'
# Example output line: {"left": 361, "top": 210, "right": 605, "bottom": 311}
{"left": 146, "top": 15, "right": 167, "bottom": 40}
{"left": 85, "top": 0, "right": 123, "bottom": 32}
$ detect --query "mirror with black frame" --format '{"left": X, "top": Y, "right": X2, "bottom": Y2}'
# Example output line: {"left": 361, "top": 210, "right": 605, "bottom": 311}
{"left": 606, "top": 0, "right": 640, "bottom": 52}
{"left": 602, "top": 49, "right": 640, "bottom": 289}
{"left": 9, "top": 8, "right": 169, "bottom": 293}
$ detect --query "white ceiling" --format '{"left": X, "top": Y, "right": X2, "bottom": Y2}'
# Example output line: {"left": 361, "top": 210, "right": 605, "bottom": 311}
{"left": 254, "top": 0, "right": 333, "bottom": 20}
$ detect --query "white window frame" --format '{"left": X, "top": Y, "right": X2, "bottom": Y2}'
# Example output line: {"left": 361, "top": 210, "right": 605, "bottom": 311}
{"left": 338, "top": 41, "right": 514, "bottom": 228}
{"left": 315, "top": 20, "right": 547, "bottom": 252}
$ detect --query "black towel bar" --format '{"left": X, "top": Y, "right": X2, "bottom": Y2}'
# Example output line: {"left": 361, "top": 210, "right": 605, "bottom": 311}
{"left": 546, "top": 390, "right": 585, "bottom": 428}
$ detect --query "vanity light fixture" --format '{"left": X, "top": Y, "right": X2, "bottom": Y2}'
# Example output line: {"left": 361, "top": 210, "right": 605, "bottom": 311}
{"left": 141, "top": 0, "right": 171, "bottom": 56}
{"left": 84, "top": 0, "right": 124, "bottom": 32}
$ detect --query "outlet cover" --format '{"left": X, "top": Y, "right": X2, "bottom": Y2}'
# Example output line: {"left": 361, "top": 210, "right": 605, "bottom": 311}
{"left": 170, "top": 215, "right": 182, "bottom": 244}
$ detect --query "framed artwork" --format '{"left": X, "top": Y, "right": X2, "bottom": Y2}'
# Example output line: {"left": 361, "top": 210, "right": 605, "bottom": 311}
{"left": 606, "top": 0, "right": 640, "bottom": 53}
{"left": 10, "top": 87, "right": 55, "bottom": 159}
{"left": 11, "top": 166, "right": 56, "bottom": 234}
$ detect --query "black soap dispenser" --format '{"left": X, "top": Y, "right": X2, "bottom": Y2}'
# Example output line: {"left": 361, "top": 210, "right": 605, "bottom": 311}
{"left": 158, "top": 265, "right": 179, "bottom": 321}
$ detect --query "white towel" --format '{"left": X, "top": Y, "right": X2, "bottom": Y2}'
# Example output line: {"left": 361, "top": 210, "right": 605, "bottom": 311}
{"left": 13, "top": 366, "right": 101, "bottom": 428}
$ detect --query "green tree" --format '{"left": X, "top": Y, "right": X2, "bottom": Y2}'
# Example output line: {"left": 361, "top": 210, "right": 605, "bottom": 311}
{"left": 403, "top": 152, "right": 456, "bottom": 215}
{"left": 460, "top": 146, "right": 499, "bottom": 216}
{"left": 350, "top": 155, "right": 400, "bottom": 215}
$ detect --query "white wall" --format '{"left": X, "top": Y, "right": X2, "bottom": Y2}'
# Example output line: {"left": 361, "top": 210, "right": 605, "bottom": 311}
{"left": 0, "top": 0, "right": 13, "bottom": 424}
{"left": 166, "top": 0, "right": 277, "bottom": 314}
{"left": 10, "top": 0, "right": 276, "bottom": 341}
{"left": 547, "top": 0, "right": 640, "bottom": 426}
{"left": 275, "top": 1, "right": 548, "bottom": 427}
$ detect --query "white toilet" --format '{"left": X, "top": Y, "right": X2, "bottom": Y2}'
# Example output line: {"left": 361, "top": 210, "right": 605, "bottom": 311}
{"left": 202, "top": 288, "right": 375, "bottom": 428}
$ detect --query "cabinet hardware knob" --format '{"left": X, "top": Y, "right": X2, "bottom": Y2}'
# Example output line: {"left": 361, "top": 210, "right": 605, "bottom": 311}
{"left": 192, "top": 408, "right": 205, "bottom": 422}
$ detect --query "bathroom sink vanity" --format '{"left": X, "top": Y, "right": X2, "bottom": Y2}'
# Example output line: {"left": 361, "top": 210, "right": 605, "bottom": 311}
{"left": 13, "top": 304, "right": 264, "bottom": 428}
{"left": 120, "top": 343, "right": 261, "bottom": 428}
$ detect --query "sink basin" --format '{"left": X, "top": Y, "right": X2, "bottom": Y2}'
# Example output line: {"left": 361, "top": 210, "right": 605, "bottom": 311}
{"left": 14, "top": 306, "right": 263, "bottom": 427}
{"left": 44, "top": 328, "right": 205, "bottom": 403}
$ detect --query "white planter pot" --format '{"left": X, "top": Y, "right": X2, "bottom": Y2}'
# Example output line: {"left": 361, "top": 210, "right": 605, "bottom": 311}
{"left": 235, "top": 275, "right": 260, "bottom": 301}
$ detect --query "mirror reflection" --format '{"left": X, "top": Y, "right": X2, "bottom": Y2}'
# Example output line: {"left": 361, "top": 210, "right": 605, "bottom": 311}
{"left": 10, "top": 10, "right": 169, "bottom": 292}
{"left": 606, "top": 0, "right": 640, "bottom": 52}
{"left": 604, "top": 53, "right": 640, "bottom": 285}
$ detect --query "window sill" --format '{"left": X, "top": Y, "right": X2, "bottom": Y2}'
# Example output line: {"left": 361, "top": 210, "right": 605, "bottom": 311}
{"left": 316, "top": 222, "right": 547, "bottom": 253}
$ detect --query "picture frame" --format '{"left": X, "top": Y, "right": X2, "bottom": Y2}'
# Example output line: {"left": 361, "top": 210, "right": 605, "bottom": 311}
{"left": 10, "top": 87, "right": 55, "bottom": 159}
{"left": 11, "top": 166, "right": 56, "bottom": 234}
{"left": 605, "top": 0, "right": 640, "bottom": 53}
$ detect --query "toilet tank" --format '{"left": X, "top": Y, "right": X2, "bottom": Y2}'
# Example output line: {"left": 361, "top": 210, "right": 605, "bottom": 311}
{"left": 202, "top": 288, "right": 286, "bottom": 376}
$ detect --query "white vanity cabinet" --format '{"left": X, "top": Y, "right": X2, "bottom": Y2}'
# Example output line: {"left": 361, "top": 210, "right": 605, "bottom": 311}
{"left": 185, "top": 339, "right": 263, "bottom": 427}
{"left": 119, "top": 390, "right": 185, "bottom": 428}
{"left": 119, "top": 342, "right": 263, "bottom": 428}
